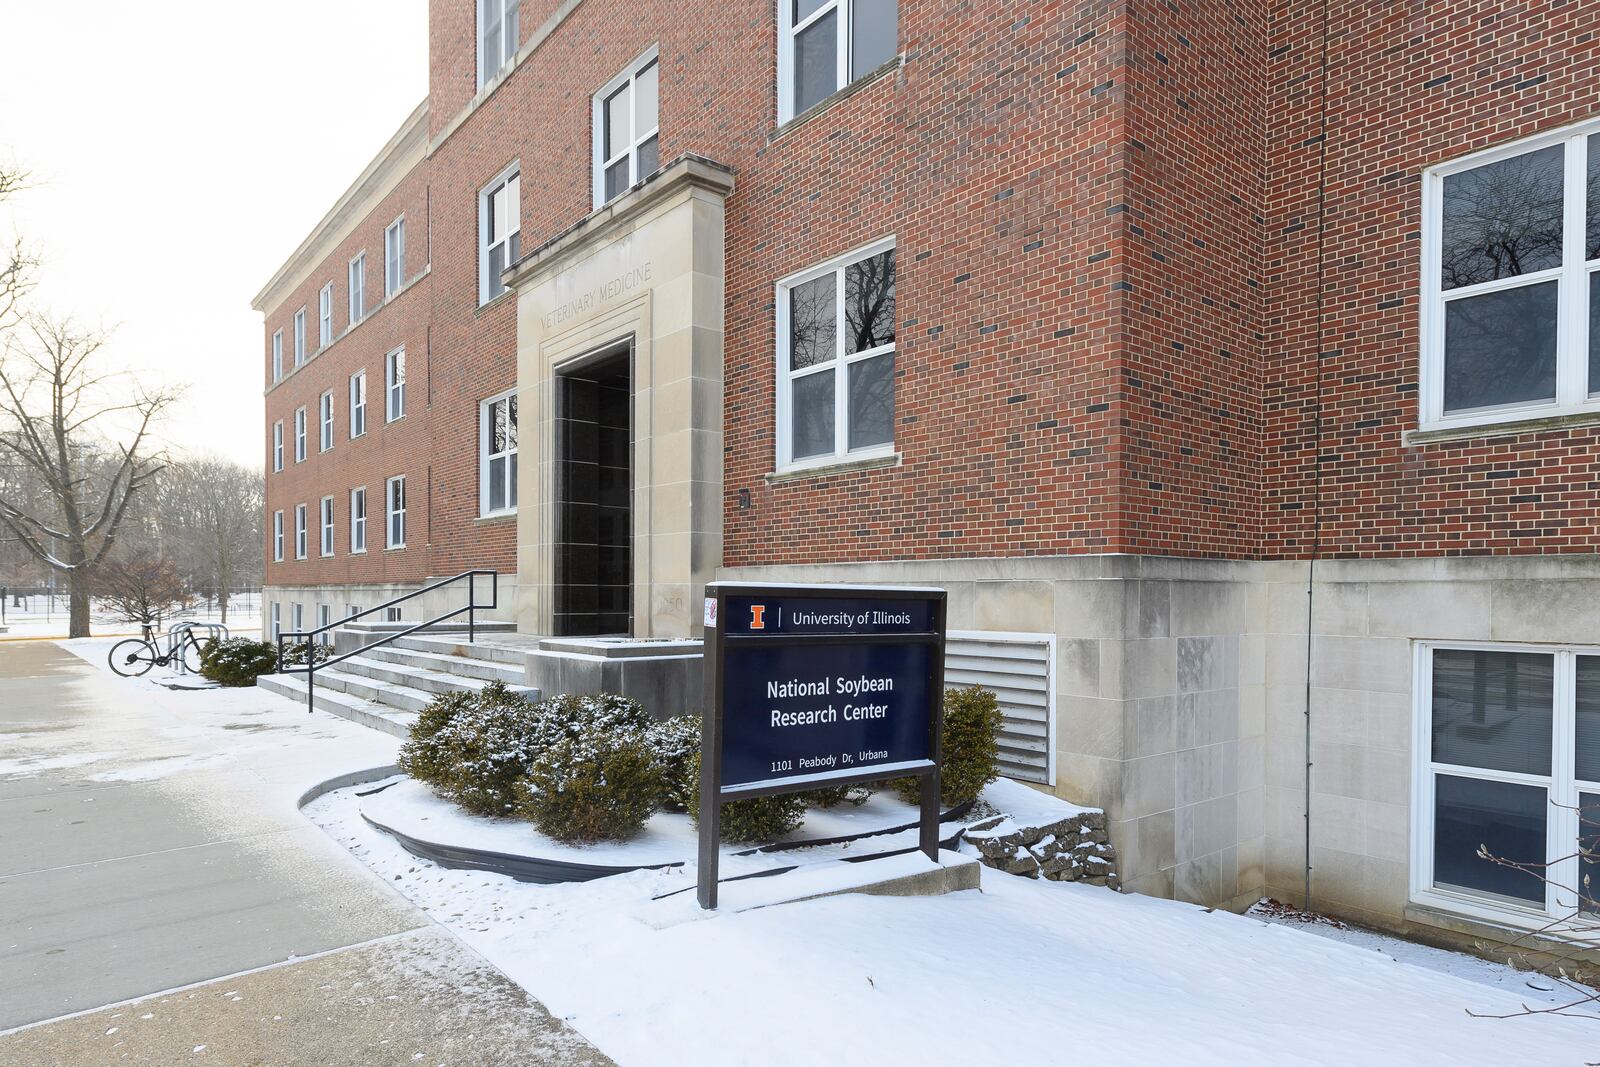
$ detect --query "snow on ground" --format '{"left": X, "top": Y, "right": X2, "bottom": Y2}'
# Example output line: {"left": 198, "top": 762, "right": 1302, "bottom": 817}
{"left": 0, "top": 609, "right": 261, "bottom": 642}
{"left": 0, "top": 636, "right": 394, "bottom": 790}
{"left": 307, "top": 778, "right": 1600, "bottom": 1066}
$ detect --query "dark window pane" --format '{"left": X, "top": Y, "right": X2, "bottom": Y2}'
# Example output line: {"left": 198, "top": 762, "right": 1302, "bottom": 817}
{"left": 638, "top": 135, "right": 660, "bottom": 181}
{"left": 1441, "top": 144, "right": 1564, "bottom": 290}
{"left": 790, "top": 274, "right": 836, "bottom": 369}
{"left": 1442, "top": 281, "right": 1558, "bottom": 414}
{"left": 791, "top": 371, "right": 835, "bottom": 459}
{"left": 1579, "top": 657, "right": 1600, "bottom": 782}
{"left": 1588, "top": 134, "right": 1599, "bottom": 261}
{"left": 509, "top": 452, "right": 519, "bottom": 508}
{"left": 605, "top": 159, "right": 630, "bottom": 202}
{"left": 794, "top": 9, "right": 838, "bottom": 114}
{"left": 1591, "top": 271, "right": 1600, "bottom": 397}
{"left": 1582, "top": 791, "right": 1600, "bottom": 914}
{"left": 490, "top": 456, "right": 507, "bottom": 513}
{"left": 848, "top": 352, "right": 894, "bottom": 450}
{"left": 1431, "top": 648, "right": 1553, "bottom": 775}
{"left": 851, "top": 0, "right": 897, "bottom": 80}
{"left": 1433, "top": 774, "right": 1546, "bottom": 904}
{"left": 845, "top": 249, "right": 895, "bottom": 353}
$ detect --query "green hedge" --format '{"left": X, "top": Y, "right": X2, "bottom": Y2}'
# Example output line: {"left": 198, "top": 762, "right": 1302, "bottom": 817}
{"left": 199, "top": 638, "right": 279, "bottom": 687}
{"left": 890, "top": 684, "right": 1004, "bottom": 807}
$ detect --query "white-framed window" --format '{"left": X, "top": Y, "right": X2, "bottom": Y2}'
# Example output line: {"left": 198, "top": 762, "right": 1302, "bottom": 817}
{"left": 386, "top": 475, "right": 406, "bottom": 549}
{"left": 350, "top": 370, "right": 367, "bottom": 438}
{"left": 272, "top": 510, "right": 284, "bottom": 562}
{"left": 1414, "top": 642, "right": 1600, "bottom": 927}
{"left": 479, "top": 165, "right": 520, "bottom": 304}
{"left": 319, "top": 496, "right": 335, "bottom": 557}
{"left": 385, "top": 216, "right": 406, "bottom": 298}
{"left": 272, "top": 421, "right": 284, "bottom": 472}
{"left": 319, "top": 282, "right": 333, "bottom": 346}
{"left": 350, "top": 486, "right": 367, "bottom": 553}
{"left": 270, "top": 602, "right": 281, "bottom": 640}
{"left": 479, "top": 390, "right": 519, "bottom": 515}
{"left": 294, "top": 406, "right": 308, "bottom": 463}
{"left": 271, "top": 329, "right": 283, "bottom": 382}
{"left": 385, "top": 347, "right": 406, "bottom": 421}
{"left": 385, "top": 606, "right": 402, "bottom": 623}
{"left": 774, "top": 236, "right": 896, "bottom": 471}
{"left": 293, "top": 307, "right": 307, "bottom": 366}
{"left": 777, "top": 0, "right": 898, "bottom": 123}
{"left": 593, "top": 48, "right": 660, "bottom": 208}
{"left": 319, "top": 390, "right": 335, "bottom": 452}
{"left": 294, "top": 503, "right": 308, "bottom": 560}
{"left": 349, "top": 253, "right": 366, "bottom": 324}
{"left": 476, "top": 0, "right": 520, "bottom": 89}
{"left": 292, "top": 602, "right": 304, "bottom": 634}
{"left": 317, "top": 603, "right": 332, "bottom": 645}
{"left": 1421, "top": 119, "right": 1600, "bottom": 431}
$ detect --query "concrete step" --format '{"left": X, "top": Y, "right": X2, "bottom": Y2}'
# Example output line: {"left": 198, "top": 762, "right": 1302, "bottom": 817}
{"left": 339, "top": 619, "right": 517, "bottom": 636}
{"left": 311, "top": 667, "right": 442, "bottom": 715}
{"left": 389, "top": 634, "right": 530, "bottom": 667}
{"left": 336, "top": 655, "right": 510, "bottom": 700}
{"left": 359, "top": 644, "right": 526, "bottom": 685}
{"left": 256, "top": 673, "right": 418, "bottom": 738}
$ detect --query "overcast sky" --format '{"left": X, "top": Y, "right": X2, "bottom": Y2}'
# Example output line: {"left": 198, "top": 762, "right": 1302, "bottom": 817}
{"left": 0, "top": 0, "right": 428, "bottom": 469}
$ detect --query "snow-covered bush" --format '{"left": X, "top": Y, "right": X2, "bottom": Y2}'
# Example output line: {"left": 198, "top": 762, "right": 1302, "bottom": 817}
{"left": 397, "top": 682, "right": 549, "bottom": 817}
{"left": 685, "top": 750, "right": 806, "bottom": 843}
{"left": 891, "top": 684, "right": 1004, "bottom": 807}
{"left": 515, "top": 734, "right": 663, "bottom": 844}
{"left": 651, "top": 714, "right": 702, "bottom": 811}
{"left": 199, "top": 638, "right": 280, "bottom": 687}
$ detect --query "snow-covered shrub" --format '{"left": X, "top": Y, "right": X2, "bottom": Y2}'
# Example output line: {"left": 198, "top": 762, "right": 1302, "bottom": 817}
{"left": 198, "top": 638, "right": 279, "bottom": 687}
{"left": 281, "top": 641, "right": 332, "bottom": 667}
{"left": 397, "top": 682, "right": 548, "bottom": 817}
{"left": 650, "top": 714, "right": 702, "bottom": 811}
{"left": 685, "top": 751, "right": 806, "bottom": 843}
{"left": 515, "top": 734, "right": 662, "bottom": 844}
{"left": 892, "top": 684, "right": 1004, "bottom": 807}
{"left": 396, "top": 690, "right": 476, "bottom": 789}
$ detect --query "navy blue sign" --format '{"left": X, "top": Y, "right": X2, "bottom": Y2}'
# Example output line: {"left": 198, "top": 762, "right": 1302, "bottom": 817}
{"left": 721, "top": 639, "right": 934, "bottom": 788}
{"left": 723, "top": 595, "right": 938, "bottom": 637}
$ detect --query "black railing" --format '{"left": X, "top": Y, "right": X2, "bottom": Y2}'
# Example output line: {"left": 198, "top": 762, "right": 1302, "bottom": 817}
{"left": 276, "top": 570, "right": 499, "bottom": 715}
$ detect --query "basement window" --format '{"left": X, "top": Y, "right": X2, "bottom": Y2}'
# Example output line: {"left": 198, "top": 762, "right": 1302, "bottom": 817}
{"left": 777, "top": 0, "right": 897, "bottom": 123}
{"left": 1421, "top": 119, "right": 1600, "bottom": 431}
{"left": 775, "top": 237, "right": 896, "bottom": 471}
{"left": 1415, "top": 643, "right": 1600, "bottom": 926}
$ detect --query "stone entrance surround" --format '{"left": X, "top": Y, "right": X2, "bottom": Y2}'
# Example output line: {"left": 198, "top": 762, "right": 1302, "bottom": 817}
{"left": 505, "top": 156, "right": 732, "bottom": 640}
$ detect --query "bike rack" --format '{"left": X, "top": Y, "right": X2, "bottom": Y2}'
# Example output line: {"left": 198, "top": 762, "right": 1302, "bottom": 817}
{"left": 275, "top": 570, "right": 499, "bottom": 716}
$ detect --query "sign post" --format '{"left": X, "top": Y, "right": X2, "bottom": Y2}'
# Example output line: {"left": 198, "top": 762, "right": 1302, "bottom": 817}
{"left": 696, "top": 583, "right": 947, "bottom": 910}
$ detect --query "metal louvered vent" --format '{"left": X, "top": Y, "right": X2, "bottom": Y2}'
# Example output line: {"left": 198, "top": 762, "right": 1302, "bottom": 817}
{"left": 945, "top": 630, "right": 1055, "bottom": 785}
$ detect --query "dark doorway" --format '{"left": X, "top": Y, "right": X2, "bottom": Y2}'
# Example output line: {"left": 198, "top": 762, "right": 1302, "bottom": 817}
{"left": 554, "top": 347, "right": 632, "bottom": 636}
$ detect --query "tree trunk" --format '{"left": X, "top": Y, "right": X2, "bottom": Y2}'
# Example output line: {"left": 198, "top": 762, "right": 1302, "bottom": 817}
{"left": 68, "top": 572, "right": 90, "bottom": 638}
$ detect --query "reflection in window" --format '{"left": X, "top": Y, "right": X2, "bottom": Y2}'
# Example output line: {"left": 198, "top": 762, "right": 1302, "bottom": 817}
{"left": 1442, "top": 281, "right": 1559, "bottom": 413}
{"left": 1440, "top": 145, "right": 1563, "bottom": 290}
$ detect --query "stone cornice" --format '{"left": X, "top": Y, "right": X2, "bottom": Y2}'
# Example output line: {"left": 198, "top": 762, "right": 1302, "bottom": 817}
{"left": 252, "top": 101, "right": 429, "bottom": 313}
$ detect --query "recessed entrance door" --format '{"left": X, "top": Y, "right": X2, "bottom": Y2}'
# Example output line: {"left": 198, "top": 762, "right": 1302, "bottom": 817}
{"left": 553, "top": 347, "right": 632, "bottom": 636}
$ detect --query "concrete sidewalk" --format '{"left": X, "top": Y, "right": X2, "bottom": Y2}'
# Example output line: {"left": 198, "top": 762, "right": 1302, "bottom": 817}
{"left": 0, "top": 640, "right": 611, "bottom": 1065}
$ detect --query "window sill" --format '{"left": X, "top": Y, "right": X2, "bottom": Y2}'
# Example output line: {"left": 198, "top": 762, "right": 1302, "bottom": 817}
{"left": 475, "top": 510, "right": 518, "bottom": 524}
{"left": 385, "top": 545, "right": 406, "bottom": 553}
{"left": 475, "top": 287, "right": 517, "bottom": 316}
{"left": 772, "top": 57, "right": 902, "bottom": 143}
{"left": 766, "top": 451, "right": 901, "bottom": 485}
{"left": 1407, "top": 408, "right": 1600, "bottom": 446}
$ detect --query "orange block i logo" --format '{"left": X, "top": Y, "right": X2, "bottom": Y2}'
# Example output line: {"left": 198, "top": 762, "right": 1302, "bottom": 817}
{"left": 749, "top": 604, "right": 767, "bottom": 630}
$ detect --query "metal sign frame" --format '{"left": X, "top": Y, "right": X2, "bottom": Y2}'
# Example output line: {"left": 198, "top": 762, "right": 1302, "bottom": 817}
{"left": 696, "top": 582, "right": 947, "bottom": 909}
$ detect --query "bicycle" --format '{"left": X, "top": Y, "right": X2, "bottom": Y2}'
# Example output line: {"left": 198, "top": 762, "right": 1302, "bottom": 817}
{"left": 107, "top": 623, "right": 214, "bottom": 678}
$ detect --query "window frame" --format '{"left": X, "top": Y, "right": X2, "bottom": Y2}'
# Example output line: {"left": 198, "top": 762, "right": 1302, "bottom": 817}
{"left": 1419, "top": 118, "right": 1599, "bottom": 432}
{"left": 1411, "top": 640, "right": 1600, "bottom": 931}
{"left": 350, "top": 486, "right": 368, "bottom": 554}
{"left": 318, "top": 282, "right": 333, "bottom": 347}
{"left": 319, "top": 390, "right": 335, "bottom": 453}
{"left": 348, "top": 252, "right": 366, "bottom": 325}
{"left": 294, "top": 406, "right": 308, "bottom": 463}
{"left": 385, "top": 475, "right": 407, "bottom": 549}
{"left": 271, "top": 329, "right": 283, "bottom": 382}
{"left": 476, "top": 0, "right": 521, "bottom": 90}
{"left": 349, "top": 370, "right": 367, "bottom": 439}
{"left": 272, "top": 510, "right": 284, "bottom": 562}
{"left": 773, "top": 234, "right": 898, "bottom": 473}
{"left": 293, "top": 503, "right": 308, "bottom": 560}
{"left": 479, "top": 389, "right": 519, "bottom": 517}
{"left": 776, "top": 0, "right": 898, "bottom": 124}
{"left": 270, "top": 602, "right": 281, "bottom": 640}
{"left": 385, "top": 347, "right": 406, "bottom": 422}
{"left": 272, "top": 420, "right": 284, "bottom": 473}
{"left": 319, "top": 495, "right": 336, "bottom": 558}
{"left": 478, "top": 163, "right": 521, "bottom": 305}
{"left": 293, "top": 307, "right": 307, "bottom": 366}
{"left": 385, "top": 215, "right": 406, "bottom": 299}
{"left": 592, "top": 46, "right": 661, "bottom": 209}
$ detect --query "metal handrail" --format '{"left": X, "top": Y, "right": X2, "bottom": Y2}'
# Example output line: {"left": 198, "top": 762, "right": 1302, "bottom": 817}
{"left": 275, "top": 569, "right": 498, "bottom": 715}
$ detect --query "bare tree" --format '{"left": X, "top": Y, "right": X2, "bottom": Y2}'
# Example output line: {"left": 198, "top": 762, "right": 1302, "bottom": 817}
{"left": 0, "top": 162, "right": 38, "bottom": 333}
{"left": 0, "top": 314, "right": 177, "bottom": 636}
{"left": 156, "top": 456, "right": 263, "bottom": 622}
{"left": 96, "top": 550, "right": 190, "bottom": 630}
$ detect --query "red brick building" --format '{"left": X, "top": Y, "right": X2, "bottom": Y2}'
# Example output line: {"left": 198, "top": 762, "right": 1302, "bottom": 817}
{"left": 257, "top": 0, "right": 1600, "bottom": 947}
